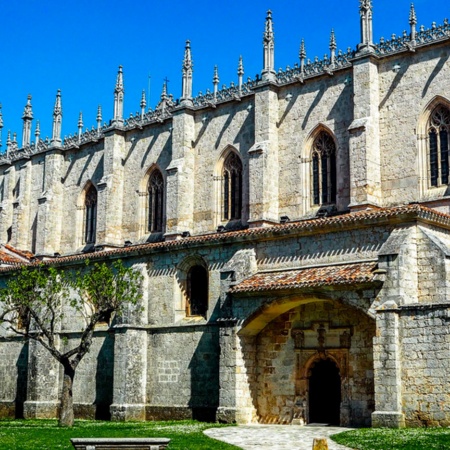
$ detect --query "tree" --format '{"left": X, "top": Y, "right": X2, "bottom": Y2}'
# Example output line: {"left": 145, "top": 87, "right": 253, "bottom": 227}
{"left": 0, "top": 259, "right": 143, "bottom": 427}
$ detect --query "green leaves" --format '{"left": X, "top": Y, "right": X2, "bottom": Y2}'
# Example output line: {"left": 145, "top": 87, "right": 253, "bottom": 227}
{"left": 0, "top": 259, "right": 143, "bottom": 354}
{"left": 74, "top": 259, "right": 143, "bottom": 320}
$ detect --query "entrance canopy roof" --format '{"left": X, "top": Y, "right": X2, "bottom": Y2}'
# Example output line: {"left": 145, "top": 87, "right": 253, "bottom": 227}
{"left": 230, "top": 261, "right": 378, "bottom": 294}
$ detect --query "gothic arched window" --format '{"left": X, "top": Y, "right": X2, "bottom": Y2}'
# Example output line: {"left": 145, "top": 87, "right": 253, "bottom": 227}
{"left": 148, "top": 169, "right": 164, "bottom": 232}
{"left": 85, "top": 185, "right": 97, "bottom": 244}
{"left": 186, "top": 265, "right": 208, "bottom": 318}
{"left": 428, "top": 105, "right": 450, "bottom": 187}
{"left": 311, "top": 132, "right": 337, "bottom": 205}
{"left": 223, "top": 152, "right": 243, "bottom": 220}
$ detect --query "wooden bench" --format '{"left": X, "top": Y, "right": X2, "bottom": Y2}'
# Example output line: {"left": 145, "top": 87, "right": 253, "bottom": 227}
{"left": 70, "top": 437, "right": 170, "bottom": 450}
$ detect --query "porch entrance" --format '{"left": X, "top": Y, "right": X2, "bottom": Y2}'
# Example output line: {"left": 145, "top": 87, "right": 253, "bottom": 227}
{"left": 308, "top": 358, "right": 341, "bottom": 425}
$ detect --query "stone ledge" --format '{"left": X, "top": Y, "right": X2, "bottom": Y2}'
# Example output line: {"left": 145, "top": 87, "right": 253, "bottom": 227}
{"left": 372, "top": 411, "right": 405, "bottom": 428}
{"left": 71, "top": 437, "right": 170, "bottom": 450}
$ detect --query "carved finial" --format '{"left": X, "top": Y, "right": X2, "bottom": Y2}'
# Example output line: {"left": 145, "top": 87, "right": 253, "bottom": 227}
{"left": 410, "top": 3, "right": 417, "bottom": 42}
{"left": 113, "top": 65, "right": 124, "bottom": 125}
{"left": 22, "top": 95, "right": 33, "bottom": 120}
{"left": 6, "top": 130, "right": 11, "bottom": 154}
{"left": 51, "top": 89, "right": 62, "bottom": 146}
{"left": 77, "top": 112, "right": 83, "bottom": 143}
{"left": 409, "top": 3, "right": 417, "bottom": 25}
{"left": 21, "top": 95, "right": 33, "bottom": 148}
{"left": 238, "top": 56, "right": 244, "bottom": 95}
{"left": 330, "top": 30, "right": 337, "bottom": 51}
{"left": 358, "top": 0, "right": 374, "bottom": 52}
{"left": 359, "top": 0, "right": 372, "bottom": 13}
{"left": 115, "top": 65, "right": 124, "bottom": 92}
{"left": 140, "top": 89, "right": 147, "bottom": 120}
{"left": 156, "top": 80, "right": 174, "bottom": 113}
{"left": 299, "top": 39, "right": 306, "bottom": 74}
{"left": 262, "top": 10, "right": 276, "bottom": 82}
{"left": 34, "top": 120, "right": 40, "bottom": 149}
{"left": 181, "top": 40, "right": 193, "bottom": 106}
{"left": 96, "top": 105, "right": 102, "bottom": 135}
{"left": 161, "top": 79, "right": 168, "bottom": 100}
{"left": 330, "top": 30, "right": 337, "bottom": 66}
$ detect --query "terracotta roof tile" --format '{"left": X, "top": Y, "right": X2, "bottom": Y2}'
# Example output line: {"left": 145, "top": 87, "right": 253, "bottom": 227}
{"left": 229, "top": 261, "right": 379, "bottom": 293}
{"left": 0, "top": 203, "right": 448, "bottom": 271}
{"left": 3, "top": 245, "right": 33, "bottom": 260}
{"left": 0, "top": 250, "right": 24, "bottom": 265}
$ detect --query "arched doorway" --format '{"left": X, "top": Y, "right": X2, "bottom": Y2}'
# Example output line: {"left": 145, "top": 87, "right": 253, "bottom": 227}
{"left": 308, "top": 358, "right": 341, "bottom": 425}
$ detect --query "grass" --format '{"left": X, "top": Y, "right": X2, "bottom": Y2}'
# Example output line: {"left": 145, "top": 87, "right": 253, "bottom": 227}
{"left": 0, "top": 419, "right": 241, "bottom": 450}
{"left": 331, "top": 427, "right": 450, "bottom": 450}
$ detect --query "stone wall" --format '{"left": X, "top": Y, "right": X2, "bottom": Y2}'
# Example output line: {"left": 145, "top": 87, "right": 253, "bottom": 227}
{"left": 400, "top": 305, "right": 450, "bottom": 427}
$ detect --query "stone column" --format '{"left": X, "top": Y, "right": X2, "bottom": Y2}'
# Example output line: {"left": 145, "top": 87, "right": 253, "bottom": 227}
{"left": 248, "top": 83, "right": 279, "bottom": 227}
{"left": 217, "top": 326, "right": 257, "bottom": 424}
{"left": 24, "top": 339, "right": 60, "bottom": 419}
{"left": 110, "top": 264, "right": 148, "bottom": 421}
{"left": 164, "top": 108, "right": 195, "bottom": 239}
{"left": 96, "top": 129, "right": 125, "bottom": 247}
{"left": 372, "top": 300, "right": 405, "bottom": 427}
{"left": 0, "top": 164, "right": 15, "bottom": 243}
{"left": 12, "top": 160, "right": 32, "bottom": 250}
{"left": 35, "top": 150, "right": 64, "bottom": 255}
{"left": 110, "top": 327, "right": 148, "bottom": 421}
{"left": 348, "top": 55, "right": 382, "bottom": 210}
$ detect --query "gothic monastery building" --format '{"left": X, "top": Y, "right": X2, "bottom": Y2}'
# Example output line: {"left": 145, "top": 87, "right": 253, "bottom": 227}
{"left": 1, "top": 1, "right": 450, "bottom": 427}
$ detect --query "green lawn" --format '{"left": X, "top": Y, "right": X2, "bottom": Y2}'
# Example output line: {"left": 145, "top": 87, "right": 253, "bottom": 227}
{"left": 332, "top": 427, "right": 450, "bottom": 450}
{"left": 0, "top": 420, "right": 241, "bottom": 450}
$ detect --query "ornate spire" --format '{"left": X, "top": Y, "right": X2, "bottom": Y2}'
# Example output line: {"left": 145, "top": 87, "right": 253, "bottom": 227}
{"left": 410, "top": 3, "right": 417, "bottom": 41}
{"left": 78, "top": 112, "right": 83, "bottom": 143}
{"left": 358, "top": 0, "right": 374, "bottom": 52}
{"left": 213, "top": 66, "right": 219, "bottom": 100}
{"left": 96, "top": 105, "right": 102, "bottom": 135}
{"left": 35, "top": 120, "right": 40, "bottom": 149}
{"left": 329, "top": 30, "right": 337, "bottom": 66}
{"left": 113, "top": 65, "right": 124, "bottom": 125}
{"left": 6, "top": 130, "right": 11, "bottom": 155}
{"left": 181, "top": 40, "right": 193, "bottom": 106}
{"left": 21, "top": 95, "right": 33, "bottom": 148}
{"left": 156, "top": 80, "right": 174, "bottom": 113}
{"left": 299, "top": 39, "right": 306, "bottom": 75}
{"left": 238, "top": 56, "right": 244, "bottom": 94}
{"left": 140, "top": 90, "right": 146, "bottom": 120}
{"left": 51, "top": 89, "right": 62, "bottom": 146}
{"left": 262, "top": 10, "right": 276, "bottom": 81}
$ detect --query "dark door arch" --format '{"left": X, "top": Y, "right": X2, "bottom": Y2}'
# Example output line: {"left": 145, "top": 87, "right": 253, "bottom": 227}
{"left": 308, "top": 358, "right": 341, "bottom": 425}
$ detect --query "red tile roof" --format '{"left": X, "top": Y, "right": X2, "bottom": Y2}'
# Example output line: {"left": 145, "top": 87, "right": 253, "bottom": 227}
{"left": 0, "top": 203, "right": 448, "bottom": 271}
{"left": 229, "top": 261, "right": 379, "bottom": 294}
{"left": 0, "top": 245, "right": 33, "bottom": 266}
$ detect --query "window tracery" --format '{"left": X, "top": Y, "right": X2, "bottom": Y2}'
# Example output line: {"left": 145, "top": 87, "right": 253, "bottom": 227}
{"left": 428, "top": 105, "right": 450, "bottom": 187}
{"left": 148, "top": 169, "right": 164, "bottom": 232}
{"left": 311, "top": 132, "right": 337, "bottom": 205}
{"left": 84, "top": 185, "right": 97, "bottom": 244}
{"left": 223, "top": 152, "right": 243, "bottom": 220}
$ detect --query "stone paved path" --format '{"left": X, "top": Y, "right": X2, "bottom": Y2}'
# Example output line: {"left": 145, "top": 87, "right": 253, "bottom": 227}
{"left": 204, "top": 425, "right": 354, "bottom": 450}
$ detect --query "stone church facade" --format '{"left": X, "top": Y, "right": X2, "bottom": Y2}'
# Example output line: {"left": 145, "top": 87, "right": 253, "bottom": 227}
{"left": 0, "top": 1, "right": 450, "bottom": 428}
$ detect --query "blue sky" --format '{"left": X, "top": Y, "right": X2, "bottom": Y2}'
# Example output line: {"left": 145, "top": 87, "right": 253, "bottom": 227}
{"left": 0, "top": 0, "right": 447, "bottom": 147}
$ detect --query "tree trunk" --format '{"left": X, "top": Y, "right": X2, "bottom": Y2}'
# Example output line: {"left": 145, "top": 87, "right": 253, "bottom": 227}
{"left": 59, "top": 363, "right": 75, "bottom": 427}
